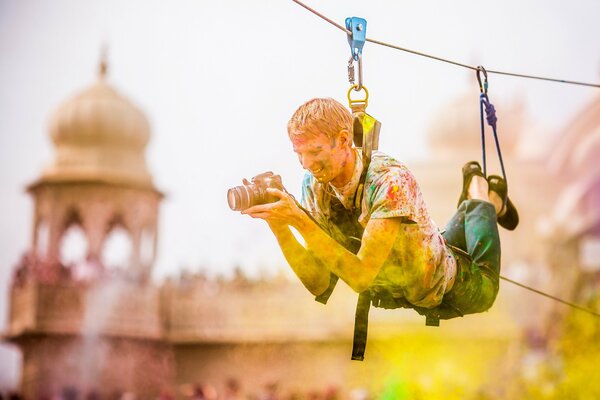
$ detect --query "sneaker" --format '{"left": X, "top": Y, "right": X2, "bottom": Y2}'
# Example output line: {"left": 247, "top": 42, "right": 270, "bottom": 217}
{"left": 487, "top": 175, "right": 519, "bottom": 230}
{"left": 458, "top": 161, "right": 485, "bottom": 208}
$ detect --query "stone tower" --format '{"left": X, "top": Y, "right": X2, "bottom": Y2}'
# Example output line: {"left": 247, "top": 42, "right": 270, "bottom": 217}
{"left": 31, "top": 57, "right": 160, "bottom": 281}
{"left": 5, "top": 57, "right": 174, "bottom": 398}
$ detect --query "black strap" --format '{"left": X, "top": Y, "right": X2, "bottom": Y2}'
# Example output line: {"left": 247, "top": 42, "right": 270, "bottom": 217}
{"left": 308, "top": 155, "right": 374, "bottom": 361}
{"left": 352, "top": 153, "right": 370, "bottom": 212}
{"left": 351, "top": 290, "right": 372, "bottom": 361}
{"left": 314, "top": 274, "right": 339, "bottom": 304}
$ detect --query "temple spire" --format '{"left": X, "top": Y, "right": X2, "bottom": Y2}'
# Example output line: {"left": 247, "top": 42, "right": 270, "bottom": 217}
{"left": 98, "top": 44, "right": 108, "bottom": 80}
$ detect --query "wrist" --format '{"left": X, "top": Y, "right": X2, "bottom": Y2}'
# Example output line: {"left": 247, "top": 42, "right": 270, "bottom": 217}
{"left": 268, "top": 220, "right": 289, "bottom": 234}
{"left": 293, "top": 211, "right": 318, "bottom": 235}
{"left": 291, "top": 209, "right": 307, "bottom": 230}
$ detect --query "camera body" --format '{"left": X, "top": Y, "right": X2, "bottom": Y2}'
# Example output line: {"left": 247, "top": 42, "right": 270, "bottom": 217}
{"left": 227, "top": 171, "right": 284, "bottom": 211}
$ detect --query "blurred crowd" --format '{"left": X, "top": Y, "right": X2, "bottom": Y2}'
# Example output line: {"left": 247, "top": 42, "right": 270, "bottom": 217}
{"left": 0, "top": 378, "right": 371, "bottom": 400}
{"left": 12, "top": 252, "right": 289, "bottom": 290}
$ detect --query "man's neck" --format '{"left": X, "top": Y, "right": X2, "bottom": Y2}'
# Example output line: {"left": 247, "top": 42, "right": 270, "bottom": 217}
{"left": 331, "top": 148, "right": 356, "bottom": 189}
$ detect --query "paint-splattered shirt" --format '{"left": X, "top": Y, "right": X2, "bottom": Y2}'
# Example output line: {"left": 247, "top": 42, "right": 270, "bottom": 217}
{"left": 301, "top": 150, "right": 456, "bottom": 308}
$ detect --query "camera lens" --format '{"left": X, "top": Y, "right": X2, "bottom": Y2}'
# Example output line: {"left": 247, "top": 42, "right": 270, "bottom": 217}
{"left": 227, "top": 185, "right": 252, "bottom": 211}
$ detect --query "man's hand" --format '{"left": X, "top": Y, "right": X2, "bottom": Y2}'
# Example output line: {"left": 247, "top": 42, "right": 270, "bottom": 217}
{"left": 240, "top": 185, "right": 330, "bottom": 295}
{"left": 240, "top": 182, "right": 401, "bottom": 294}
{"left": 241, "top": 188, "right": 306, "bottom": 229}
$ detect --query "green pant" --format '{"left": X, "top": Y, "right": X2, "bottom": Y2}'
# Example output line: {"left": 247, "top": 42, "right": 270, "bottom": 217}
{"left": 347, "top": 199, "right": 501, "bottom": 359}
{"left": 414, "top": 199, "right": 501, "bottom": 320}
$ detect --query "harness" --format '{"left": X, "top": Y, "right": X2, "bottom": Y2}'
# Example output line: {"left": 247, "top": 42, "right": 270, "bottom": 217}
{"left": 309, "top": 21, "right": 502, "bottom": 362}
{"left": 316, "top": 23, "right": 466, "bottom": 359}
{"left": 318, "top": 160, "right": 470, "bottom": 361}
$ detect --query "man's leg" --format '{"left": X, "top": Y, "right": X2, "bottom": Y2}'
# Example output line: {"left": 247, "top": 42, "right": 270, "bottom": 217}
{"left": 442, "top": 174, "right": 502, "bottom": 314}
{"left": 443, "top": 166, "right": 501, "bottom": 252}
{"left": 464, "top": 175, "right": 501, "bottom": 279}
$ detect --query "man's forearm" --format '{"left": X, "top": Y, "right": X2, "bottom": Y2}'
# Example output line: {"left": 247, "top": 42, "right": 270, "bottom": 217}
{"left": 242, "top": 186, "right": 392, "bottom": 294}
{"left": 292, "top": 213, "right": 374, "bottom": 293}
{"left": 268, "top": 222, "right": 330, "bottom": 295}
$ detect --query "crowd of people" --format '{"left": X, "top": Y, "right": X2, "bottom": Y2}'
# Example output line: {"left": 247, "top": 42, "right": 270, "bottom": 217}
{"left": 0, "top": 379, "right": 372, "bottom": 400}
{"left": 11, "top": 251, "right": 154, "bottom": 288}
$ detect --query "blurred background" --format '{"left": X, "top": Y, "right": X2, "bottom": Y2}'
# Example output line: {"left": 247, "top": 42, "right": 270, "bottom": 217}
{"left": 1, "top": 0, "right": 599, "bottom": 398}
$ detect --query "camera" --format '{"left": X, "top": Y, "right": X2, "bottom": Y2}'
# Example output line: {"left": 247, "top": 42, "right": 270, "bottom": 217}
{"left": 227, "top": 171, "right": 285, "bottom": 211}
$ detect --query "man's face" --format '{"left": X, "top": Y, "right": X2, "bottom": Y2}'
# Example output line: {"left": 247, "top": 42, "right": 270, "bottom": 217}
{"left": 292, "top": 131, "right": 349, "bottom": 184}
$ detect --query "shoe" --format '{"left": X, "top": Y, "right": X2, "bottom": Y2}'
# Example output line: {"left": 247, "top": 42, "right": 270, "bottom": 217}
{"left": 458, "top": 161, "right": 485, "bottom": 208}
{"left": 487, "top": 175, "right": 519, "bottom": 230}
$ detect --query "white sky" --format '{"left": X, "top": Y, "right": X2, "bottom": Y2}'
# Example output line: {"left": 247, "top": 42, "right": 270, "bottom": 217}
{"left": 0, "top": 0, "right": 599, "bottom": 335}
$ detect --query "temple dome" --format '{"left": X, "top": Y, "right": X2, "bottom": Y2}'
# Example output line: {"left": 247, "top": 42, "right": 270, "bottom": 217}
{"left": 426, "top": 91, "right": 524, "bottom": 160}
{"left": 550, "top": 93, "right": 600, "bottom": 177}
{"left": 40, "top": 61, "right": 154, "bottom": 188}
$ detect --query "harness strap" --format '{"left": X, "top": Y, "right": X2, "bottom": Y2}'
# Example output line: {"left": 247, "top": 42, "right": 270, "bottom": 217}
{"left": 351, "top": 290, "right": 372, "bottom": 361}
{"left": 350, "top": 158, "right": 371, "bottom": 361}
{"left": 353, "top": 158, "right": 370, "bottom": 211}
{"left": 314, "top": 155, "right": 373, "bottom": 361}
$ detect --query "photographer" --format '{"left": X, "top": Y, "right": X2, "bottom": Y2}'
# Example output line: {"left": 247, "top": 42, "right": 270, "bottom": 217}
{"left": 238, "top": 98, "right": 517, "bottom": 359}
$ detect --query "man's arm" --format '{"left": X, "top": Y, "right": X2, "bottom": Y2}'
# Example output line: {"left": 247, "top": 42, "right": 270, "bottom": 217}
{"left": 267, "top": 221, "right": 331, "bottom": 296}
{"left": 244, "top": 188, "right": 400, "bottom": 293}
{"left": 294, "top": 210, "right": 400, "bottom": 293}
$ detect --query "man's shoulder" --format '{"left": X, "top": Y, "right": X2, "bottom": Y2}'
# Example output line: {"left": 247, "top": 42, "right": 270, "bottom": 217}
{"left": 367, "top": 151, "right": 413, "bottom": 179}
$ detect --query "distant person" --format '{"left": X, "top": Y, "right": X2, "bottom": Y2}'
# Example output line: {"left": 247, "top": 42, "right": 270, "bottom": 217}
{"left": 223, "top": 378, "right": 244, "bottom": 400}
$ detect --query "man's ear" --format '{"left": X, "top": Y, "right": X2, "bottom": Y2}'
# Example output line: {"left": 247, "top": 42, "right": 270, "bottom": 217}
{"left": 338, "top": 129, "right": 352, "bottom": 147}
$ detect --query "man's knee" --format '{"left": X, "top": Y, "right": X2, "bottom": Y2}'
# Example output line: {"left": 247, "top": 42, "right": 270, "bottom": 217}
{"left": 473, "top": 274, "right": 499, "bottom": 313}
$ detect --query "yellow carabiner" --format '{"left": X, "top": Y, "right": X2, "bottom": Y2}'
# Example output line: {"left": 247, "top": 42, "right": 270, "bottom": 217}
{"left": 347, "top": 84, "right": 369, "bottom": 109}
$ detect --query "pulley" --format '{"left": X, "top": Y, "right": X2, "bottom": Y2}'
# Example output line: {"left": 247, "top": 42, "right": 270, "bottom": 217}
{"left": 345, "top": 16, "right": 381, "bottom": 165}
{"left": 346, "top": 17, "right": 366, "bottom": 91}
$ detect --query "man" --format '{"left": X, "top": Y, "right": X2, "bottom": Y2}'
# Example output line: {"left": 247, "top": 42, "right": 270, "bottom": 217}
{"left": 242, "top": 98, "right": 517, "bottom": 359}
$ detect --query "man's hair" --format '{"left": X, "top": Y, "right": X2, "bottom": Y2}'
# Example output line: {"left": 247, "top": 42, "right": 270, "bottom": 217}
{"left": 287, "top": 98, "right": 352, "bottom": 143}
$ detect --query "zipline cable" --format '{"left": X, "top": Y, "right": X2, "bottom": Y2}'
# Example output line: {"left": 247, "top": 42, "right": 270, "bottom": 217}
{"left": 290, "top": 0, "right": 600, "bottom": 88}
{"left": 500, "top": 275, "right": 600, "bottom": 318}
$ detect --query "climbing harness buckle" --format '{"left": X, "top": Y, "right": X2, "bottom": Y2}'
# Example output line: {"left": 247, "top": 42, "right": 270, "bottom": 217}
{"left": 347, "top": 84, "right": 369, "bottom": 110}
{"left": 347, "top": 85, "right": 380, "bottom": 163}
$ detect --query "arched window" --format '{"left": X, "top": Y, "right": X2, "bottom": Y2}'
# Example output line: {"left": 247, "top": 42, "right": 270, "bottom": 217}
{"left": 60, "top": 224, "right": 88, "bottom": 267}
{"left": 36, "top": 220, "right": 49, "bottom": 259}
{"left": 102, "top": 225, "right": 133, "bottom": 270}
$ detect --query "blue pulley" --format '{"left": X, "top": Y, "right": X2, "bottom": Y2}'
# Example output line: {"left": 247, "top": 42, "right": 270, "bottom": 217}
{"left": 345, "top": 17, "right": 367, "bottom": 61}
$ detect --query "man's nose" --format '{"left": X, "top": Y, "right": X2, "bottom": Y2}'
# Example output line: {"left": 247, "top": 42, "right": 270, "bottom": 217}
{"left": 300, "top": 155, "right": 313, "bottom": 170}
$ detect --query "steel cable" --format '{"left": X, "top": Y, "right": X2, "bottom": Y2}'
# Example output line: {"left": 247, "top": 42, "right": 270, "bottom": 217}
{"left": 291, "top": 0, "right": 600, "bottom": 88}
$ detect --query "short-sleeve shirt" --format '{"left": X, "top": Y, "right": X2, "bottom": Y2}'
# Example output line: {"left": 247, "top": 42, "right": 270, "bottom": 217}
{"left": 301, "top": 150, "right": 455, "bottom": 308}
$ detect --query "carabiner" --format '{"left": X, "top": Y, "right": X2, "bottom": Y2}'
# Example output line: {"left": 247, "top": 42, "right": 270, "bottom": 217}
{"left": 347, "top": 55, "right": 364, "bottom": 91}
{"left": 348, "top": 56, "right": 355, "bottom": 85}
{"left": 476, "top": 65, "right": 488, "bottom": 95}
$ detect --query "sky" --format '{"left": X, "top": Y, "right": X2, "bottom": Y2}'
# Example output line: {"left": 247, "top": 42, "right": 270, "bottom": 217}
{"left": 0, "top": 0, "right": 599, "bottom": 338}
